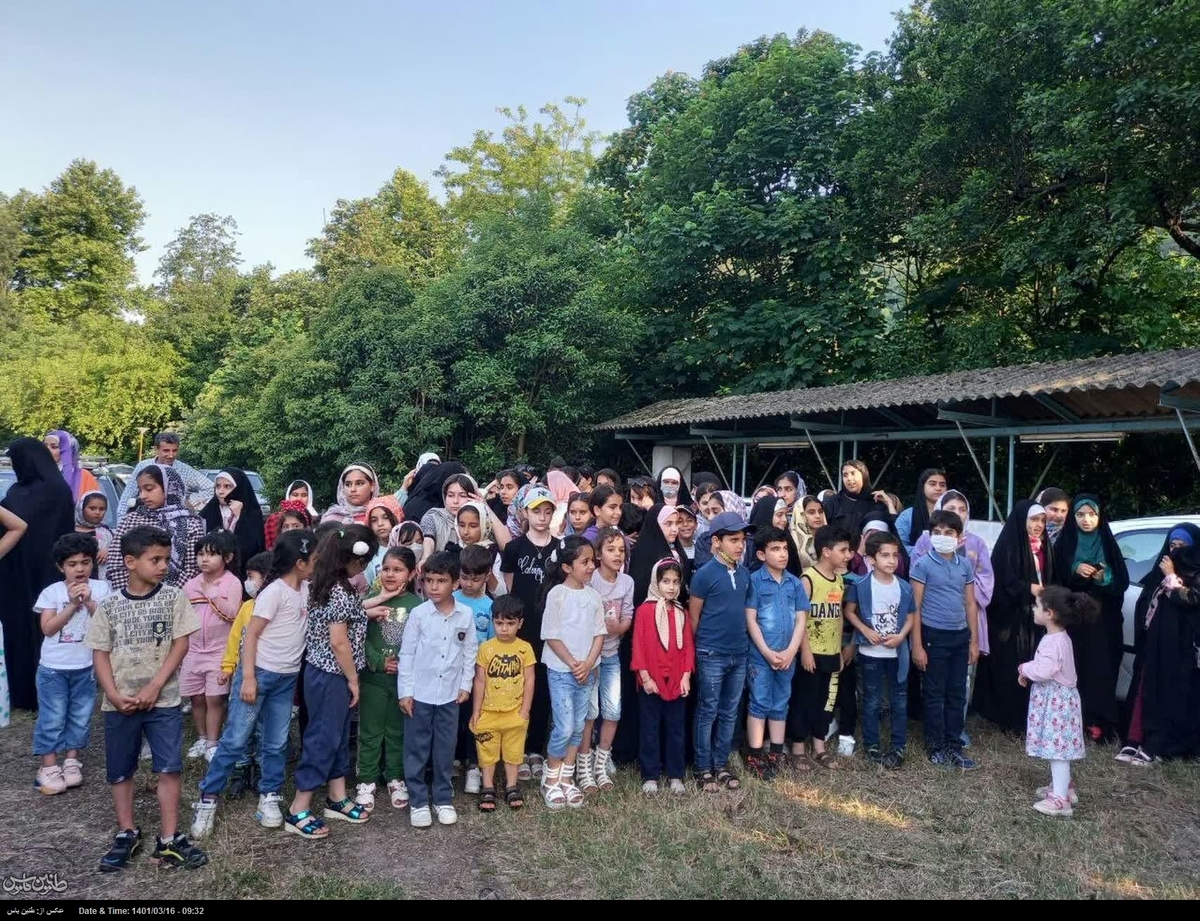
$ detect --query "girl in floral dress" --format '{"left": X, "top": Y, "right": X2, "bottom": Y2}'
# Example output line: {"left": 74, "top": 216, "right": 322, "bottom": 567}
{"left": 1018, "top": 586, "right": 1097, "bottom": 817}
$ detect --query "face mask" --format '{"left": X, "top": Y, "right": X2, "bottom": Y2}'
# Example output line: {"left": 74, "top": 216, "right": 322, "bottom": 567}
{"left": 244, "top": 578, "right": 261, "bottom": 598}
{"left": 661, "top": 484, "right": 679, "bottom": 499}
{"left": 931, "top": 535, "right": 959, "bottom": 555}
{"left": 1046, "top": 520, "right": 1062, "bottom": 541}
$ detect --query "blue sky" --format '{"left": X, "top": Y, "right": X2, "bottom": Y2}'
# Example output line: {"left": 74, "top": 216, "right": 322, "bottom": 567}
{"left": 2, "top": 1, "right": 902, "bottom": 281}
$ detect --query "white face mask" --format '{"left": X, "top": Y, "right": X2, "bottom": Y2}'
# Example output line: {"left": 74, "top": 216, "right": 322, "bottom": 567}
{"left": 244, "top": 578, "right": 261, "bottom": 598}
{"left": 931, "top": 535, "right": 959, "bottom": 555}
{"left": 661, "top": 484, "right": 679, "bottom": 499}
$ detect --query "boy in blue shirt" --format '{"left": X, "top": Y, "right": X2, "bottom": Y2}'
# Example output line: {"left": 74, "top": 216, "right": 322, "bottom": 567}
{"left": 844, "top": 531, "right": 916, "bottom": 769}
{"left": 744, "top": 526, "right": 809, "bottom": 780}
{"left": 688, "top": 511, "right": 753, "bottom": 793}
{"left": 454, "top": 544, "right": 496, "bottom": 797}
{"left": 910, "top": 510, "right": 979, "bottom": 770}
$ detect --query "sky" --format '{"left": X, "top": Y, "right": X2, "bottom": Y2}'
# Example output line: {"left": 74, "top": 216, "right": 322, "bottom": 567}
{"left": 2, "top": 1, "right": 903, "bottom": 282}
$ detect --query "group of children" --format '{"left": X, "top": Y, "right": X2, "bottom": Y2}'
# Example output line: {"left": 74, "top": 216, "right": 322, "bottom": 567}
{"left": 27, "top": 455, "right": 1180, "bottom": 874}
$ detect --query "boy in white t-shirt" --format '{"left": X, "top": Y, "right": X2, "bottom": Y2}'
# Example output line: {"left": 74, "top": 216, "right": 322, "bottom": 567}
{"left": 34, "top": 533, "right": 111, "bottom": 795}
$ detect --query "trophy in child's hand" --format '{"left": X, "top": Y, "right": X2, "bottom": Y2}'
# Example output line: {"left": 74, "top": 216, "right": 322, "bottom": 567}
{"left": 381, "top": 607, "right": 408, "bottom": 648}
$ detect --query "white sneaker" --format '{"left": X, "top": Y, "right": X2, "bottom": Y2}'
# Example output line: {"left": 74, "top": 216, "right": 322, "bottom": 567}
{"left": 61, "top": 757, "right": 84, "bottom": 789}
{"left": 190, "top": 798, "right": 218, "bottom": 839}
{"left": 465, "top": 767, "right": 482, "bottom": 795}
{"left": 186, "top": 738, "right": 209, "bottom": 760}
{"left": 669, "top": 779, "right": 687, "bottom": 796}
{"left": 204, "top": 746, "right": 217, "bottom": 763}
{"left": 181, "top": 699, "right": 193, "bottom": 715}
{"left": 837, "top": 735, "right": 856, "bottom": 757}
{"left": 410, "top": 805, "right": 432, "bottom": 828}
{"left": 35, "top": 765, "right": 66, "bottom": 796}
{"left": 388, "top": 779, "right": 409, "bottom": 809}
{"left": 355, "top": 782, "right": 377, "bottom": 812}
{"left": 825, "top": 718, "right": 839, "bottom": 742}
{"left": 436, "top": 805, "right": 458, "bottom": 826}
{"left": 256, "top": 793, "right": 283, "bottom": 828}
{"left": 139, "top": 741, "right": 152, "bottom": 761}
{"left": 641, "top": 780, "right": 659, "bottom": 795}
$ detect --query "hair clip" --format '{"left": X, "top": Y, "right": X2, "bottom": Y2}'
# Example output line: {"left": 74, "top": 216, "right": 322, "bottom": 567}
{"left": 299, "top": 539, "right": 310, "bottom": 554}
{"left": 352, "top": 540, "right": 370, "bottom": 556}
{"left": 338, "top": 529, "right": 346, "bottom": 538}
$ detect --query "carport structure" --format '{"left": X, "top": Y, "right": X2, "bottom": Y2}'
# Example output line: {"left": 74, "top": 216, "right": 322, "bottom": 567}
{"left": 597, "top": 349, "right": 1200, "bottom": 521}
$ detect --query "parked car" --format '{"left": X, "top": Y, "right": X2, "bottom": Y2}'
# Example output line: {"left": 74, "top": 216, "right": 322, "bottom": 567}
{"left": 201, "top": 469, "right": 271, "bottom": 515}
{"left": 0, "top": 458, "right": 126, "bottom": 530}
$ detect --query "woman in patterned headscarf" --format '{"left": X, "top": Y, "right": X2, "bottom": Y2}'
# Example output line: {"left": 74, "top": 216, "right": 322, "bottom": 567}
{"left": 108, "top": 463, "right": 205, "bottom": 592}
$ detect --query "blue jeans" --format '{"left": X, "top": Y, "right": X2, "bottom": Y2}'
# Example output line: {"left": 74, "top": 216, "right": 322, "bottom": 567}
{"left": 587, "top": 654, "right": 622, "bottom": 721}
{"left": 201, "top": 665, "right": 296, "bottom": 796}
{"left": 33, "top": 665, "right": 96, "bottom": 755}
{"left": 547, "top": 667, "right": 595, "bottom": 758}
{"left": 860, "top": 656, "right": 907, "bottom": 751}
{"left": 104, "top": 706, "right": 182, "bottom": 783}
{"left": 921, "top": 627, "right": 970, "bottom": 754}
{"left": 693, "top": 649, "right": 746, "bottom": 773}
{"left": 746, "top": 654, "right": 794, "bottom": 721}
{"left": 294, "top": 667, "right": 353, "bottom": 791}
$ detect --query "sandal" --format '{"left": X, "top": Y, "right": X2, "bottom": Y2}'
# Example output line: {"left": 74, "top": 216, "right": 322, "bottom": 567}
{"left": 323, "top": 797, "right": 370, "bottom": 823}
{"left": 561, "top": 763, "right": 585, "bottom": 809}
{"left": 812, "top": 750, "right": 838, "bottom": 769}
{"left": 697, "top": 770, "right": 719, "bottom": 793}
{"left": 716, "top": 769, "right": 741, "bottom": 790}
{"left": 541, "top": 766, "right": 566, "bottom": 811}
{"left": 478, "top": 788, "right": 497, "bottom": 813}
{"left": 505, "top": 786, "right": 525, "bottom": 810}
{"left": 790, "top": 752, "right": 813, "bottom": 772}
{"left": 283, "top": 810, "right": 329, "bottom": 839}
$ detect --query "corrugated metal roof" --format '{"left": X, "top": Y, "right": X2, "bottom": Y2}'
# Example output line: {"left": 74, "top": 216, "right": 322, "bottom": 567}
{"left": 597, "top": 349, "right": 1200, "bottom": 431}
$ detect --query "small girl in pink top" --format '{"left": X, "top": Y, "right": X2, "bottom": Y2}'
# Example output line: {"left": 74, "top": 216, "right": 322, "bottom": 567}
{"left": 180, "top": 531, "right": 244, "bottom": 761}
{"left": 1018, "top": 586, "right": 1098, "bottom": 817}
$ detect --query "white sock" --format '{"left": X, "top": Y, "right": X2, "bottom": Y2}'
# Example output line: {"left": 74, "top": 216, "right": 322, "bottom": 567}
{"left": 1050, "top": 760, "right": 1070, "bottom": 799}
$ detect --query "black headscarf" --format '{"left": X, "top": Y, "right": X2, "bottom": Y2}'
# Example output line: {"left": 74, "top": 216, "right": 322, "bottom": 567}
{"left": 907, "top": 468, "right": 945, "bottom": 547}
{"left": 1051, "top": 494, "right": 1130, "bottom": 597}
{"left": 990, "top": 500, "right": 1056, "bottom": 646}
{"left": 822, "top": 459, "right": 886, "bottom": 542}
{"left": 691, "top": 472, "right": 722, "bottom": 493}
{"left": 1132, "top": 523, "right": 1200, "bottom": 658}
{"left": 1, "top": 438, "right": 76, "bottom": 710}
{"left": 629, "top": 504, "right": 690, "bottom": 606}
{"left": 201, "top": 467, "right": 265, "bottom": 577}
{"left": 488, "top": 469, "right": 529, "bottom": 522}
{"left": 403, "top": 461, "right": 468, "bottom": 523}
{"left": 856, "top": 509, "right": 910, "bottom": 579}
{"left": 744, "top": 496, "right": 802, "bottom": 576}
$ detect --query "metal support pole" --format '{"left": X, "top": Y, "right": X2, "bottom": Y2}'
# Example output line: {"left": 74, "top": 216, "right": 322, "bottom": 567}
{"left": 1178, "top": 408, "right": 1200, "bottom": 474}
{"left": 954, "top": 422, "right": 1005, "bottom": 521}
{"left": 741, "top": 443, "right": 748, "bottom": 496}
{"left": 701, "top": 435, "right": 731, "bottom": 490}
{"left": 753, "top": 456, "right": 780, "bottom": 496}
{"left": 730, "top": 445, "right": 737, "bottom": 496}
{"left": 1028, "top": 447, "right": 1061, "bottom": 499}
{"left": 988, "top": 437, "right": 997, "bottom": 521}
{"left": 806, "top": 431, "right": 838, "bottom": 491}
{"left": 852, "top": 440, "right": 859, "bottom": 459}
{"left": 838, "top": 442, "right": 845, "bottom": 477}
{"left": 622, "top": 438, "right": 654, "bottom": 475}
{"left": 872, "top": 447, "right": 900, "bottom": 490}
{"left": 1006, "top": 435, "right": 1016, "bottom": 515}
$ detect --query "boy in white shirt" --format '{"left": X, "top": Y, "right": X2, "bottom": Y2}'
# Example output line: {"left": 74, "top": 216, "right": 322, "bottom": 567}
{"left": 34, "top": 533, "right": 112, "bottom": 794}
{"left": 398, "top": 551, "right": 478, "bottom": 829}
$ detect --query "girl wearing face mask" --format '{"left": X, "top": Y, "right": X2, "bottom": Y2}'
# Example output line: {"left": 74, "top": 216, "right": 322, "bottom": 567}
{"left": 322, "top": 463, "right": 380, "bottom": 526}
{"left": 655, "top": 467, "right": 692, "bottom": 509}
{"left": 1052, "top": 496, "right": 1130, "bottom": 742}
{"left": 822, "top": 460, "right": 888, "bottom": 544}
{"left": 974, "top": 501, "right": 1057, "bottom": 734}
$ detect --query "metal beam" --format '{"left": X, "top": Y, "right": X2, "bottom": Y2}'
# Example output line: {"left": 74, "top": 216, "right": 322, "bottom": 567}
{"left": 803, "top": 429, "right": 838, "bottom": 492}
{"left": 954, "top": 422, "right": 1006, "bottom": 521}
{"left": 1034, "top": 394, "right": 1081, "bottom": 423}
{"left": 937, "top": 408, "right": 1019, "bottom": 427}
{"left": 620, "top": 437, "right": 654, "bottom": 475}
{"left": 874, "top": 407, "right": 914, "bottom": 429}
{"left": 1028, "top": 446, "right": 1061, "bottom": 499}
{"left": 612, "top": 432, "right": 661, "bottom": 441}
{"left": 699, "top": 434, "right": 731, "bottom": 490}
{"left": 1161, "top": 388, "right": 1200, "bottom": 414}
{"left": 873, "top": 447, "right": 900, "bottom": 490}
{"left": 753, "top": 456, "right": 780, "bottom": 496}
{"left": 789, "top": 418, "right": 862, "bottom": 434}
{"left": 1007, "top": 435, "right": 1016, "bottom": 515}
{"left": 690, "top": 427, "right": 744, "bottom": 438}
{"left": 1177, "top": 408, "right": 1200, "bottom": 474}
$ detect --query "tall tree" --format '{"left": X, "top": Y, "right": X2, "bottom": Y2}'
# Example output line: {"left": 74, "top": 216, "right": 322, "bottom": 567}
{"left": 9, "top": 160, "right": 146, "bottom": 319}
{"left": 155, "top": 213, "right": 241, "bottom": 289}
{"left": 307, "top": 168, "right": 461, "bottom": 286}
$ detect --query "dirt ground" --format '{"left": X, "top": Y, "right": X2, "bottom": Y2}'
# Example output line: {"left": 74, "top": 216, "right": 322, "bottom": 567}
{"left": 2, "top": 708, "right": 1199, "bottom": 900}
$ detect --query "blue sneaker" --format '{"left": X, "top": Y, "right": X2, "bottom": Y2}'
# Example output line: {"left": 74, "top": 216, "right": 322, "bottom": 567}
{"left": 927, "top": 749, "right": 949, "bottom": 767}
{"left": 948, "top": 749, "right": 978, "bottom": 771}
{"left": 960, "top": 730, "right": 972, "bottom": 749}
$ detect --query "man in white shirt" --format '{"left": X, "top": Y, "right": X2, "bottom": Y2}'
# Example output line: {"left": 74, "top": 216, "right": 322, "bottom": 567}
{"left": 117, "top": 432, "right": 215, "bottom": 518}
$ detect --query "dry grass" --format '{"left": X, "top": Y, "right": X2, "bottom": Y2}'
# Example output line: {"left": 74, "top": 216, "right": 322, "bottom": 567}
{"left": 2, "top": 710, "right": 1198, "bottom": 900}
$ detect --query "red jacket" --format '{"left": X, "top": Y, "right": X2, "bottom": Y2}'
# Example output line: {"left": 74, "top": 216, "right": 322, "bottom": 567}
{"left": 630, "top": 600, "right": 695, "bottom": 701}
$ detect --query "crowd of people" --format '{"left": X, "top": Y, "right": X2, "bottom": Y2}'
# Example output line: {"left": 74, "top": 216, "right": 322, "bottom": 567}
{"left": 0, "top": 429, "right": 1198, "bottom": 873}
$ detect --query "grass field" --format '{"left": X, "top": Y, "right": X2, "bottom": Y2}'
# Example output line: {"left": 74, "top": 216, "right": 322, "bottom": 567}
{"left": 2, "top": 709, "right": 1199, "bottom": 900}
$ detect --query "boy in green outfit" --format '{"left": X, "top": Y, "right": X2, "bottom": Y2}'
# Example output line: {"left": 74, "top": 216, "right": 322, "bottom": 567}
{"left": 355, "top": 547, "right": 420, "bottom": 812}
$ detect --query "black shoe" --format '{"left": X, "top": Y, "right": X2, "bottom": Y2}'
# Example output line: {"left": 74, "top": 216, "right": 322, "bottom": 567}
{"left": 227, "top": 765, "right": 249, "bottom": 800}
{"left": 99, "top": 827, "right": 142, "bottom": 872}
{"left": 151, "top": 833, "right": 209, "bottom": 869}
{"left": 746, "top": 750, "right": 770, "bottom": 780}
{"left": 865, "top": 747, "right": 884, "bottom": 765}
{"left": 882, "top": 750, "right": 904, "bottom": 770}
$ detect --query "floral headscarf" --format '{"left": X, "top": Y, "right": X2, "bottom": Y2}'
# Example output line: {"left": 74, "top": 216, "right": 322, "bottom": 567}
{"left": 323, "top": 462, "right": 380, "bottom": 525}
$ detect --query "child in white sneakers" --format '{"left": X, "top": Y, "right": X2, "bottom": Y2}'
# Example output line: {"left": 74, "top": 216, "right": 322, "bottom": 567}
{"left": 1019, "top": 586, "right": 1096, "bottom": 817}
{"left": 34, "top": 533, "right": 110, "bottom": 794}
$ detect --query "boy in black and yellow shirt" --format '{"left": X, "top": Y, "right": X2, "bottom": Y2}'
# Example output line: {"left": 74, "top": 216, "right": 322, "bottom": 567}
{"left": 788, "top": 526, "right": 854, "bottom": 768}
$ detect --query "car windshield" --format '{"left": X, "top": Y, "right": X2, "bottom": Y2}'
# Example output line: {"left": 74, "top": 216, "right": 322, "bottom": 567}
{"left": 0, "top": 468, "right": 15, "bottom": 503}
{"left": 1117, "top": 528, "right": 1170, "bottom": 586}
{"left": 246, "top": 472, "right": 266, "bottom": 495}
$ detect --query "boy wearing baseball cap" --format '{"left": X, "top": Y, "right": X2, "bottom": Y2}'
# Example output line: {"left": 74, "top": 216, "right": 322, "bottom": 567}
{"left": 688, "top": 511, "right": 754, "bottom": 793}
{"left": 500, "top": 485, "right": 563, "bottom": 782}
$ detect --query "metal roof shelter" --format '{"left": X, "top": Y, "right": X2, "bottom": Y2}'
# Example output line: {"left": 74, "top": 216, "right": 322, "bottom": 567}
{"left": 597, "top": 349, "right": 1200, "bottom": 520}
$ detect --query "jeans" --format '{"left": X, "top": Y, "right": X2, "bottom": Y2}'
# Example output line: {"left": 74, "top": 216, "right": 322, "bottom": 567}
{"left": 638, "top": 690, "right": 686, "bottom": 780}
{"left": 921, "top": 626, "right": 970, "bottom": 754}
{"left": 404, "top": 700, "right": 458, "bottom": 809}
{"left": 294, "top": 667, "right": 353, "bottom": 791}
{"left": 33, "top": 665, "right": 96, "bottom": 755}
{"left": 693, "top": 649, "right": 746, "bottom": 773}
{"left": 587, "top": 654, "right": 623, "bottom": 722}
{"left": 860, "top": 656, "right": 907, "bottom": 751}
{"left": 201, "top": 665, "right": 297, "bottom": 796}
{"left": 547, "top": 667, "right": 595, "bottom": 758}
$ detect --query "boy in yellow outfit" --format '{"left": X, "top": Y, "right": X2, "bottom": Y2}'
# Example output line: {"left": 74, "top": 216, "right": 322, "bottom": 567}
{"left": 470, "top": 596, "right": 536, "bottom": 812}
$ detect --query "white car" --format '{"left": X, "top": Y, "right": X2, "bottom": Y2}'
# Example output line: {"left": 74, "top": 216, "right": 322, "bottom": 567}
{"left": 1111, "top": 516, "right": 1200, "bottom": 700}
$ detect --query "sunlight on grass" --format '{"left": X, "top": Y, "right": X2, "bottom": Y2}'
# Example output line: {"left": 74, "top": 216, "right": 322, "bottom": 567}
{"left": 781, "top": 781, "right": 913, "bottom": 829}
{"left": 1086, "top": 875, "right": 1156, "bottom": 899}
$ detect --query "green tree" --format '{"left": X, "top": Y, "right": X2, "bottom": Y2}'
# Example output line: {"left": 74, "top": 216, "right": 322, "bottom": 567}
{"left": 155, "top": 213, "right": 241, "bottom": 289}
{"left": 436, "top": 99, "right": 599, "bottom": 227}
{"left": 0, "top": 312, "right": 182, "bottom": 457}
{"left": 307, "top": 168, "right": 461, "bottom": 286}
{"left": 8, "top": 160, "right": 146, "bottom": 319}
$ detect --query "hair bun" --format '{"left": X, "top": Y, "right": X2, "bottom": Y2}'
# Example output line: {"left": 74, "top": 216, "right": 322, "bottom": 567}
{"left": 352, "top": 540, "right": 370, "bottom": 556}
